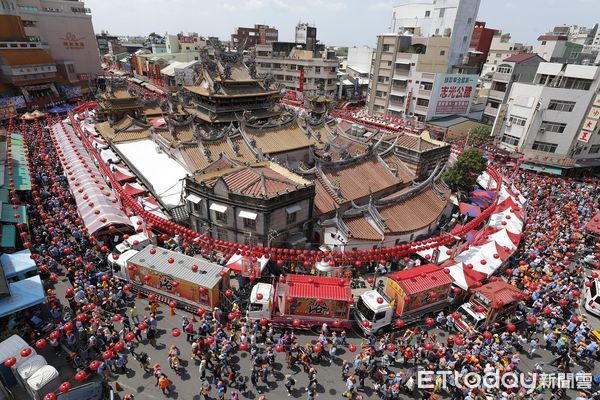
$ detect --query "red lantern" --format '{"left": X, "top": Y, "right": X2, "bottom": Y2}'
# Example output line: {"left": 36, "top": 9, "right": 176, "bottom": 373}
{"left": 144, "top": 274, "right": 152, "bottom": 282}
{"left": 528, "top": 316, "right": 537, "bottom": 324}
{"left": 395, "top": 319, "right": 405, "bottom": 328}
{"left": 75, "top": 370, "right": 88, "bottom": 382}
{"left": 239, "top": 342, "right": 249, "bottom": 351}
{"left": 425, "top": 318, "right": 435, "bottom": 327}
{"left": 386, "top": 344, "right": 395, "bottom": 352}
{"left": 4, "top": 357, "right": 16, "bottom": 367}
{"left": 125, "top": 332, "right": 136, "bottom": 342}
{"left": 43, "top": 393, "right": 56, "bottom": 400}
{"left": 425, "top": 342, "right": 434, "bottom": 351}
{"left": 59, "top": 381, "right": 72, "bottom": 393}
{"left": 348, "top": 344, "right": 357, "bottom": 352}
{"left": 507, "top": 323, "right": 516, "bottom": 332}
{"left": 172, "top": 328, "right": 181, "bottom": 338}
{"left": 20, "top": 347, "right": 32, "bottom": 358}
{"left": 138, "top": 322, "right": 148, "bottom": 330}
{"left": 35, "top": 339, "right": 47, "bottom": 349}
{"left": 192, "top": 265, "right": 199, "bottom": 272}
{"left": 333, "top": 319, "right": 342, "bottom": 328}
{"left": 225, "top": 289, "right": 233, "bottom": 298}
{"left": 313, "top": 344, "right": 322, "bottom": 353}
{"left": 361, "top": 320, "right": 370, "bottom": 328}
{"left": 115, "top": 342, "right": 125, "bottom": 352}
{"left": 259, "top": 318, "right": 268, "bottom": 326}
{"left": 169, "top": 300, "right": 177, "bottom": 308}
{"left": 256, "top": 293, "right": 263, "bottom": 301}
{"left": 49, "top": 330, "right": 61, "bottom": 340}
{"left": 377, "top": 297, "right": 384, "bottom": 304}
{"left": 206, "top": 336, "right": 215, "bottom": 345}
{"left": 292, "top": 319, "right": 301, "bottom": 328}
{"left": 275, "top": 344, "right": 284, "bottom": 353}
{"left": 102, "top": 350, "right": 114, "bottom": 360}
{"left": 148, "top": 294, "right": 156, "bottom": 302}
{"left": 112, "top": 314, "right": 122, "bottom": 322}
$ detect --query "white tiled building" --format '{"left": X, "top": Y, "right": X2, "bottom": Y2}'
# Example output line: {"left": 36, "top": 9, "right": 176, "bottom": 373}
{"left": 495, "top": 62, "right": 600, "bottom": 172}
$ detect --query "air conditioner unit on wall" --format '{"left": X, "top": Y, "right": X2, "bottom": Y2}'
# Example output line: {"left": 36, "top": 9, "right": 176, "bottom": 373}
{"left": 505, "top": 121, "right": 512, "bottom": 127}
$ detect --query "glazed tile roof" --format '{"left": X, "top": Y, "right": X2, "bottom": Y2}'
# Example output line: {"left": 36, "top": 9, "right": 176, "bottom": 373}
{"left": 95, "top": 116, "right": 151, "bottom": 143}
{"left": 198, "top": 162, "right": 312, "bottom": 198}
{"left": 323, "top": 158, "right": 402, "bottom": 201}
{"left": 244, "top": 124, "right": 315, "bottom": 154}
{"left": 344, "top": 217, "right": 381, "bottom": 241}
{"left": 472, "top": 281, "right": 522, "bottom": 308}
{"left": 379, "top": 185, "right": 450, "bottom": 233}
{"left": 180, "top": 137, "right": 256, "bottom": 172}
{"left": 155, "top": 125, "right": 194, "bottom": 145}
{"left": 382, "top": 133, "right": 438, "bottom": 152}
{"left": 200, "top": 156, "right": 240, "bottom": 174}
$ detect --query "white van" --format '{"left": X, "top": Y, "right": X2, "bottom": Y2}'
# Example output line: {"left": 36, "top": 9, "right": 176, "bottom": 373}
{"left": 15, "top": 355, "right": 47, "bottom": 388}
{"left": 27, "top": 365, "right": 60, "bottom": 400}
{"left": 107, "top": 249, "right": 139, "bottom": 279}
{"left": 584, "top": 278, "right": 600, "bottom": 317}
{"left": 114, "top": 232, "right": 150, "bottom": 255}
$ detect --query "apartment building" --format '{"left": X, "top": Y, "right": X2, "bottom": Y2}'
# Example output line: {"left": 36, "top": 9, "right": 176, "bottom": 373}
{"left": 368, "top": 33, "right": 478, "bottom": 122}
{"left": 230, "top": 25, "right": 278, "bottom": 49}
{"left": 467, "top": 21, "right": 497, "bottom": 73}
{"left": 390, "top": 0, "right": 481, "bottom": 68}
{"left": 255, "top": 42, "right": 338, "bottom": 97}
{"left": 482, "top": 53, "right": 544, "bottom": 125}
{"left": 165, "top": 33, "right": 206, "bottom": 53}
{"left": 533, "top": 35, "right": 568, "bottom": 62}
{"left": 495, "top": 62, "right": 600, "bottom": 173}
{"left": 481, "top": 33, "right": 530, "bottom": 78}
{"left": 13, "top": 0, "right": 102, "bottom": 79}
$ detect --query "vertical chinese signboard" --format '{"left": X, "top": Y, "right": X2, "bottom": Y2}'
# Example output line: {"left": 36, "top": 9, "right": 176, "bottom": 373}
{"left": 579, "top": 94, "right": 600, "bottom": 143}
{"left": 429, "top": 74, "right": 478, "bottom": 120}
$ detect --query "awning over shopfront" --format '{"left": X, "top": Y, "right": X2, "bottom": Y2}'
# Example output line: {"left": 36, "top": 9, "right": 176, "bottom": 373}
{"left": 0, "top": 275, "right": 45, "bottom": 318}
{"left": 520, "top": 163, "right": 563, "bottom": 175}
{"left": 123, "top": 182, "right": 147, "bottom": 197}
{"left": 0, "top": 224, "right": 16, "bottom": 248}
{"left": 0, "top": 249, "right": 36, "bottom": 278}
{"left": 1, "top": 204, "right": 27, "bottom": 224}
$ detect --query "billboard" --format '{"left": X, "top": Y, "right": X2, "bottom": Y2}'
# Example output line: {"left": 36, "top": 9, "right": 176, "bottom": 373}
{"left": 429, "top": 74, "right": 477, "bottom": 120}
{"left": 0, "top": 96, "right": 26, "bottom": 109}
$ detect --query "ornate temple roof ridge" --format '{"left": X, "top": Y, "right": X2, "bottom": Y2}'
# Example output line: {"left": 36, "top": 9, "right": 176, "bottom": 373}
{"left": 374, "top": 162, "right": 444, "bottom": 208}
{"left": 316, "top": 163, "right": 345, "bottom": 203}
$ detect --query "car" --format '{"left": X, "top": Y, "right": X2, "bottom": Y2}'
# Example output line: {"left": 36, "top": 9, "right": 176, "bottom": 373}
{"left": 56, "top": 381, "right": 114, "bottom": 400}
{"left": 584, "top": 277, "right": 600, "bottom": 317}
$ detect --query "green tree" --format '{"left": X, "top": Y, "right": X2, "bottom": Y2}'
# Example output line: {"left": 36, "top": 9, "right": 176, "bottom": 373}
{"left": 442, "top": 148, "right": 488, "bottom": 193}
{"left": 467, "top": 125, "right": 493, "bottom": 147}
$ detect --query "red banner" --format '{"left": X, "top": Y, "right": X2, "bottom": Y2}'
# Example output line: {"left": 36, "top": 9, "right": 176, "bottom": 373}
{"left": 299, "top": 68, "right": 304, "bottom": 93}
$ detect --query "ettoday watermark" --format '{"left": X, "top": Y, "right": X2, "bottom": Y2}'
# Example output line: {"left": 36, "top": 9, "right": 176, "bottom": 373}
{"left": 418, "top": 370, "right": 536, "bottom": 393}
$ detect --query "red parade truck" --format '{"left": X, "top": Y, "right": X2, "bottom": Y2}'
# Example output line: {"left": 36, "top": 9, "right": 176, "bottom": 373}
{"left": 354, "top": 264, "right": 456, "bottom": 335}
{"left": 247, "top": 275, "right": 353, "bottom": 331}
{"left": 454, "top": 280, "right": 526, "bottom": 333}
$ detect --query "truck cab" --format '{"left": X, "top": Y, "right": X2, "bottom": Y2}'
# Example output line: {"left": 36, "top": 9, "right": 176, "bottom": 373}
{"left": 114, "top": 233, "right": 150, "bottom": 255}
{"left": 454, "top": 303, "right": 487, "bottom": 333}
{"left": 354, "top": 290, "right": 394, "bottom": 335}
{"left": 247, "top": 283, "right": 275, "bottom": 321}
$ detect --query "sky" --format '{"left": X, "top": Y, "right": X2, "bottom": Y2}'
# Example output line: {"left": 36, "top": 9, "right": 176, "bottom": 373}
{"left": 86, "top": 0, "right": 598, "bottom": 47}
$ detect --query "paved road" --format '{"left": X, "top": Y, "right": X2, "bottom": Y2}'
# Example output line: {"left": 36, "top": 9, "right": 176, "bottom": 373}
{"left": 39, "top": 269, "right": 600, "bottom": 400}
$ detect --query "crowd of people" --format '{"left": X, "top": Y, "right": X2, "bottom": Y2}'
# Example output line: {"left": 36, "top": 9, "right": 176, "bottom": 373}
{"left": 4, "top": 112, "right": 598, "bottom": 400}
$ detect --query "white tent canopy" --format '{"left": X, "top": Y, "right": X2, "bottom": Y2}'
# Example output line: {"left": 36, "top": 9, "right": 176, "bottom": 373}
{"left": 486, "top": 228, "right": 519, "bottom": 250}
{"left": 454, "top": 241, "right": 506, "bottom": 276}
{"left": 417, "top": 245, "right": 452, "bottom": 264}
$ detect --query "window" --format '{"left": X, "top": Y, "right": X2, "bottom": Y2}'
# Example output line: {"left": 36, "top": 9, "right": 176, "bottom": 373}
{"left": 315, "top": 67, "right": 321, "bottom": 73}
{"left": 540, "top": 121, "right": 567, "bottom": 133}
{"left": 501, "top": 134, "right": 520, "bottom": 146}
{"left": 416, "top": 98, "right": 429, "bottom": 106}
{"left": 497, "top": 65, "right": 512, "bottom": 74}
{"left": 548, "top": 100, "right": 575, "bottom": 112}
{"left": 463, "top": 35, "right": 468, "bottom": 43}
{"left": 541, "top": 41, "right": 547, "bottom": 45}
{"left": 439, "top": 8, "right": 445, "bottom": 17}
{"left": 383, "top": 44, "right": 390, "bottom": 52}
{"left": 508, "top": 115, "right": 526, "bottom": 126}
{"left": 467, "top": 17, "right": 473, "bottom": 24}
{"left": 440, "top": 50, "right": 445, "bottom": 56}
{"left": 425, "top": 10, "right": 431, "bottom": 17}
{"left": 243, "top": 218, "right": 256, "bottom": 230}
{"left": 589, "top": 144, "right": 600, "bottom": 154}
{"left": 562, "top": 78, "right": 592, "bottom": 90}
{"left": 215, "top": 211, "right": 227, "bottom": 223}
{"left": 286, "top": 212, "right": 297, "bottom": 224}
{"left": 532, "top": 141, "right": 558, "bottom": 153}
{"left": 375, "top": 90, "right": 387, "bottom": 97}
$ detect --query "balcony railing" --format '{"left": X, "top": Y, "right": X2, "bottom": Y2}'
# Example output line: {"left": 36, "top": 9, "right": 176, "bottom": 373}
{"left": 492, "top": 72, "right": 511, "bottom": 82}
{"left": 484, "top": 105, "right": 499, "bottom": 117}
{"left": 488, "top": 89, "right": 506, "bottom": 100}
{"left": 418, "top": 89, "right": 432, "bottom": 97}
{"left": 414, "top": 104, "right": 428, "bottom": 114}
